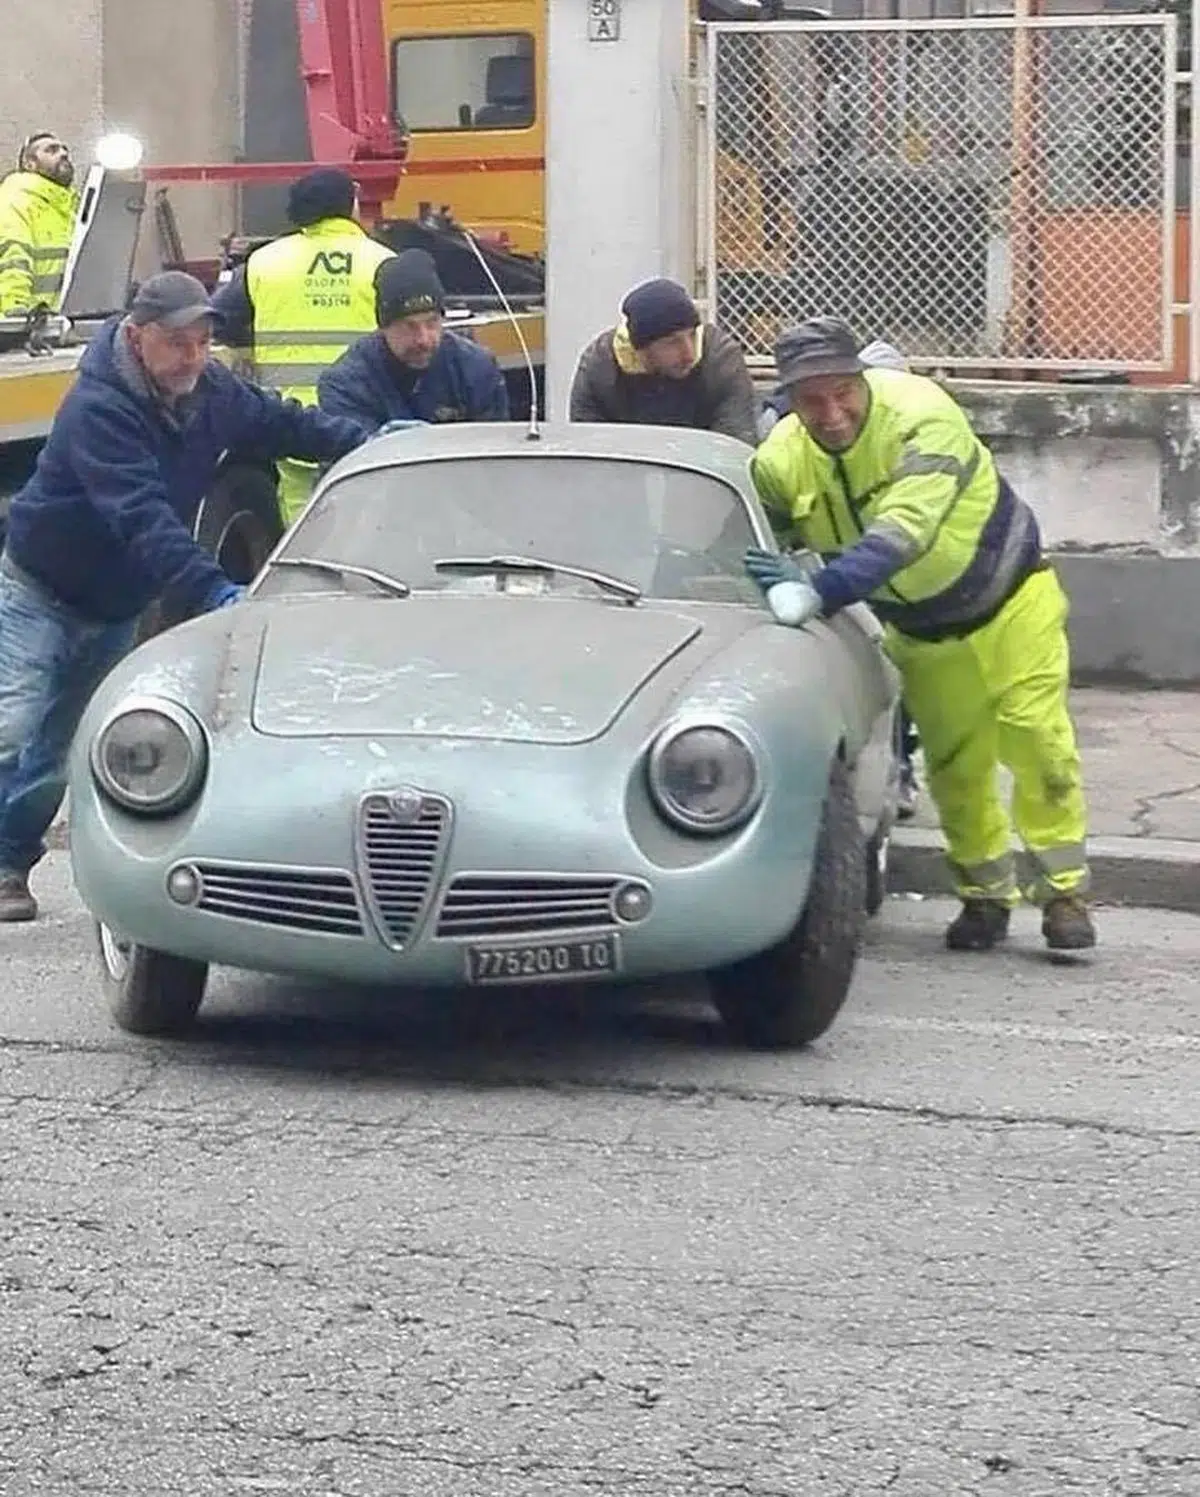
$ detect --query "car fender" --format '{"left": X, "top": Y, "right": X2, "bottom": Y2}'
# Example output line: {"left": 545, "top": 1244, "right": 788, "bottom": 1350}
{"left": 643, "top": 618, "right": 857, "bottom": 879}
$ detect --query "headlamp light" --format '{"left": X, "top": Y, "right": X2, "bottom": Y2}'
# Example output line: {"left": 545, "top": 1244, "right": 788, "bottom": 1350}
{"left": 90, "top": 697, "right": 207, "bottom": 816}
{"left": 94, "top": 133, "right": 144, "bottom": 172}
{"left": 647, "top": 722, "right": 761, "bottom": 835}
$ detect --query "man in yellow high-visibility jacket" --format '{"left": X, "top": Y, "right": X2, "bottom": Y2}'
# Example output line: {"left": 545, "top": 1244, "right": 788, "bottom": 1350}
{"left": 210, "top": 168, "right": 394, "bottom": 523}
{"left": 0, "top": 131, "right": 78, "bottom": 316}
{"left": 746, "top": 315, "right": 1095, "bottom": 955}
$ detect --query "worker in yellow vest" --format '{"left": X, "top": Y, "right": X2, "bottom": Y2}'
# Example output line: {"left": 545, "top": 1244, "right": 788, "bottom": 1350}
{"left": 748, "top": 316, "right": 1095, "bottom": 956}
{"left": 0, "top": 131, "right": 78, "bottom": 316}
{"left": 210, "top": 168, "right": 394, "bottom": 523}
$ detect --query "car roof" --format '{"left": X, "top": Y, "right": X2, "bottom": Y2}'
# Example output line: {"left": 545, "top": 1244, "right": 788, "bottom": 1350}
{"left": 325, "top": 421, "right": 758, "bottom": 493}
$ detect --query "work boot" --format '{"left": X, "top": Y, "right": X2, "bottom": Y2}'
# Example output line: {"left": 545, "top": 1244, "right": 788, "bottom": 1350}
{"left": 945, "top": 899, "right": 1010, "bottom": 952}
{"left": 0, "top": 872, "right": 37, "bottom": 923}
{"left": 1042, "top": 895, "right": 1096, "bottom": 951}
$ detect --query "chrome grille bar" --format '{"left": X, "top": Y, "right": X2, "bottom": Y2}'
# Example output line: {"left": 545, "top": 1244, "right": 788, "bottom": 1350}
{"left": 358, "top": 792, "right": 451, "bottom": 947}
{"left": 193, "top": 863, "right": 363, "bottom": 936}
{"left": 436, "top": 874, "right": 621, "bottom": 938}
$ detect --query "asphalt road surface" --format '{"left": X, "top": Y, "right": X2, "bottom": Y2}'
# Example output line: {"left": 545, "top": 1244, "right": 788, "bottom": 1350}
{"left": 3, "top": 854, "right": 1199, "bottom": 1496}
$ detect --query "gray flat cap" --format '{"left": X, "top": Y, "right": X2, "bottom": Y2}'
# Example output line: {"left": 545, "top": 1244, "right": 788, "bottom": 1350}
{"left": 128, "top": 271, "right": 217, "bottom": 329}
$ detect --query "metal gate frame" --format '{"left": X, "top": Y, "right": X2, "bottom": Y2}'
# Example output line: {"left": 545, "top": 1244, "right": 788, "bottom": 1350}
{"left": 695, "top": 11, "right": 1184, "bottom": 377}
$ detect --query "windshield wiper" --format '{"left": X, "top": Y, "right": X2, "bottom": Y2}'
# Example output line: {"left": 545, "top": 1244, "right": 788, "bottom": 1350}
{"left": 433, "top": 555, "right": 642, "bottom": 606}
{"left": 267, "top": 556, "right": 410, "bottom": 598}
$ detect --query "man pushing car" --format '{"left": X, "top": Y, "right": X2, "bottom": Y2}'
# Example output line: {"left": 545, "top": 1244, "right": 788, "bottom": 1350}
{"left": 745, "top": 315, "right": 1095, "bottom": 956}
{"left": 0, "top": 271, "right": 372, "bottom": 923}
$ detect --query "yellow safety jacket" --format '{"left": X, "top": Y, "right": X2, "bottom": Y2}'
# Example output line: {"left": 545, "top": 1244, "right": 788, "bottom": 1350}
{"left": 0, "top": 172, "right": 77, "bottom": 314}
{"left": 245, "top": 218, "right": 394, "bottom": 404}
{"left": 750, "top": 367, "right": 1042, "bottom": 639}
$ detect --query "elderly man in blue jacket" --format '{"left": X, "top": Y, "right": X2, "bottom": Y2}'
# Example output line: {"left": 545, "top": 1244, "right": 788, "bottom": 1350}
{"left": 0, "top": 270, "right": 371, "bottom": 923}
{"left": 317, "top": 249, "right": 509, "bottom": 428}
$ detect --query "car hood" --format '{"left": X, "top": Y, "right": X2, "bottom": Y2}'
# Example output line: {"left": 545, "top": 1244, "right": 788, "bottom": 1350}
{"left": 249, "top": 595, "right": 747, "bottom": 745}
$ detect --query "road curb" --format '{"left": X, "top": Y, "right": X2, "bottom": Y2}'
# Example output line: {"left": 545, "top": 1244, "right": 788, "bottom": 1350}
{"left": 892, "top": 827, "right": 1200, "bottom": 915}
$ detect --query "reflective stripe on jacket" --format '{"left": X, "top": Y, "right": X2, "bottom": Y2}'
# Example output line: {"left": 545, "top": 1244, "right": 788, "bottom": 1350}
{"left": 750, "top": 367, "right": 1042, "bottom": 638}
{"left": 0, "top": 172, "right": 76, "bottom": 314}
{"left": 244, "top": 218, "right": 394, "bottom": 404}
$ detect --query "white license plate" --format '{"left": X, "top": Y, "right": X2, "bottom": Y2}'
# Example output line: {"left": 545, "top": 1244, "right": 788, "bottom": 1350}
{"left": 464, "top": 932, "right": 621, "bottom": 986}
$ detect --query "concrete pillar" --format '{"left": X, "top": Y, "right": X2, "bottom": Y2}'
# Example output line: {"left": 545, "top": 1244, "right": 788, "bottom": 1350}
{"left": 0, "top": 0, "right": 104, "bottom": 174}
{"left": 544, "top": 0, "right": 694, "bottom": 420}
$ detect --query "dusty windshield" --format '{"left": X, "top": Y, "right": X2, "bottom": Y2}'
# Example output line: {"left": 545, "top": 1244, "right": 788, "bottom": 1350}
{"left": 258, "top": 455, "right": 765, "bottom": 606}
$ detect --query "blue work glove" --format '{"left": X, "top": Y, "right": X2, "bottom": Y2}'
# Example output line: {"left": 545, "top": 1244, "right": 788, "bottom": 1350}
{"left": 766, "top": 579, "right": 823, "bottom": 628}
{"left": 204, "top": 582, "right": 246, "bottom": 611}
{"left": 743, "top": 545, "right": 808, "bottom": 593}
{"left": 375, "top": 419, "right": 429, "bottom": 437}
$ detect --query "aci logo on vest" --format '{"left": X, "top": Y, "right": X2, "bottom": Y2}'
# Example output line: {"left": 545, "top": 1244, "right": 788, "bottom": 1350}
{"left": 305, "top": 249, "right": 354, "bottom": 308}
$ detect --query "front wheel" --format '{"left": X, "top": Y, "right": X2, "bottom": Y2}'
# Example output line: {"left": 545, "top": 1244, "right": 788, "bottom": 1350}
{"left": 710, "top": 758, "right": 867, "bottom": 1048}
{"left": 97, "top": 922, "right": 209, "bottom": 1036}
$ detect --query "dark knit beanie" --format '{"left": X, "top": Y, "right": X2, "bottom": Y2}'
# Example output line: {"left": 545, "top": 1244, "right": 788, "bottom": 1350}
{"left": 287, "top": 168, "right": 356, "bottom": 228}
{"left": 621, "top": 278, "right": 700, "bottom": 350}
{"left": 375, "top": 249, "right": 446, "bottom": 325}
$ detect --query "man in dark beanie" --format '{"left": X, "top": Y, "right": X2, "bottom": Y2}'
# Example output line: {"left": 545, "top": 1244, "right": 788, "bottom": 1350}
{"left": 317, "top": 248, "right": 509, "bottom": 428}
{"left": 210, "top": 167, "right": 394, "bottom": 522}
{"left": 568, "top": 277, "right": 758, "bottom": 445}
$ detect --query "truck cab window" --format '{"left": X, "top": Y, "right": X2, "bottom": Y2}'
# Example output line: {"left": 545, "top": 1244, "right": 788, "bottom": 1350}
{"left": 392, "top": 34, "right": 536, "bottom": 132}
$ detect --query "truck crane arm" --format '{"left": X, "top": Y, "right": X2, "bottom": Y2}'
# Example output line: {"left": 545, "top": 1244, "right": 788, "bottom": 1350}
{"left": 295, "top": 0, "right": 407, "bottom": 164}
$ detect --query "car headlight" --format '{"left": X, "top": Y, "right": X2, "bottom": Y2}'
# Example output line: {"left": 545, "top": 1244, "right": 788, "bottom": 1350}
{"left": 90, "top": 697, "right": 208, "bottom": 816}
{"left": 646, "top": 722, "right": 761, "bottom": 834}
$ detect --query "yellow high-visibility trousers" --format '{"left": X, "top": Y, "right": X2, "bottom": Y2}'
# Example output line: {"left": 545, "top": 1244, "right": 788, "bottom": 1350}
{"left": 277, "top": 458, "right": 318, "bottom": 527}
{"left": 885, "top": 566, "right": 1089, "bottom": 906}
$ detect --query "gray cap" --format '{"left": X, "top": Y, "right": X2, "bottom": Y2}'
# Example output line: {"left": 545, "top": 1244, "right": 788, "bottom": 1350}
{"left": 127, "top": 270, "right": 217, "bottom": 329}
{"left": 775, "top": 315, "right": 864, "bottom": 386}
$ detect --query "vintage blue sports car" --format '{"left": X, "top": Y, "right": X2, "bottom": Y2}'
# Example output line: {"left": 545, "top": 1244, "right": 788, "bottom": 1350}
{"left": 68, "top": 422, "right": 903, "bottom": 1048}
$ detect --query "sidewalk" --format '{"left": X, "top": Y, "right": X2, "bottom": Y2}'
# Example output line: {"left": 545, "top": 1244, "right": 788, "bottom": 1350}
{"left": 891, "top": 688, "right": 1200, "bottom": 913}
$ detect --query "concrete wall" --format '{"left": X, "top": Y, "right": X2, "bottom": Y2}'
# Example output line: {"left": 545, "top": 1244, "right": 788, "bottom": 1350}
{"left": 0, "top": 0, "right": 240, "bottom": 276}
{"left": 949, "top": 382, "right": 1200, "bottom": 687}
{"left": 544, "top": 0, "right": 694, "bottom": 421}
{"left": 0, "top": 0, "right": 104, "bottom": 178}
{"left": 101, "top": 0, "right": 241, "bottom": 274}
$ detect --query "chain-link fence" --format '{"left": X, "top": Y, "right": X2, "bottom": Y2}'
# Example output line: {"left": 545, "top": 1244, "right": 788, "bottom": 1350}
{"left": 701, "top": 15, "right": 1177, "bottom": 372}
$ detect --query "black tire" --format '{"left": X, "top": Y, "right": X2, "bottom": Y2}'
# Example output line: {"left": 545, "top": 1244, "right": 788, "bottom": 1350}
{"left": 136, "top": 462, "right": 283, "bottom": 644}
{"left": 711, "top": 758, "right": 867, "bottom": 1049}
{"left": 96, "top": 921, "right": 209, "bottom": 1037}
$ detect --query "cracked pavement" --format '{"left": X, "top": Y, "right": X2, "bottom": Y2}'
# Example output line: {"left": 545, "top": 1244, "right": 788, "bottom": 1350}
{"left": 2, "top": 855, "right": 1200, "bottom": 1494}
{"left": 906, "top": 687, "right": 1200, "bottom": 842}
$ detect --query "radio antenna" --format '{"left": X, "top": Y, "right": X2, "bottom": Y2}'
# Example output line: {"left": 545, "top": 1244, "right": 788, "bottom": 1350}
{"left": 461, "top": 226, "right": 540, "bottom": 441}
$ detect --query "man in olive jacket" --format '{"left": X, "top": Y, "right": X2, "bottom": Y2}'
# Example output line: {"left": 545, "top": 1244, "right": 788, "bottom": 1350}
{"left": 568, "top": 278, "right": 759, "bottom": 446}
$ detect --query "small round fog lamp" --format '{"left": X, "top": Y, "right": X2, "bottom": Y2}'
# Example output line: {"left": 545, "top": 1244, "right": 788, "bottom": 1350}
{"left": 166, "top": 864, "right": 202, "bottom": 906}
{"left": 613, "top": 881, "right": 653, "bottom": 923}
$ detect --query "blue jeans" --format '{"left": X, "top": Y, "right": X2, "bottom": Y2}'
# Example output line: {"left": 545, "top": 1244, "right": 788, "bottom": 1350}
{"left": 0, "top": 557, "right": 135, "bottom": 875}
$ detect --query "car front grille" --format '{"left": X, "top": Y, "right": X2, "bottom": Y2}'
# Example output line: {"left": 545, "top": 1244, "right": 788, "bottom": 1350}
{"left": 193, "top": 862, "right": 364, "bottom": 936}
{"left": 358, "top": 791, "right": 451, "bottom": 947}
{"left": 436, "top": 874, "right": 623, "bottom": 938}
